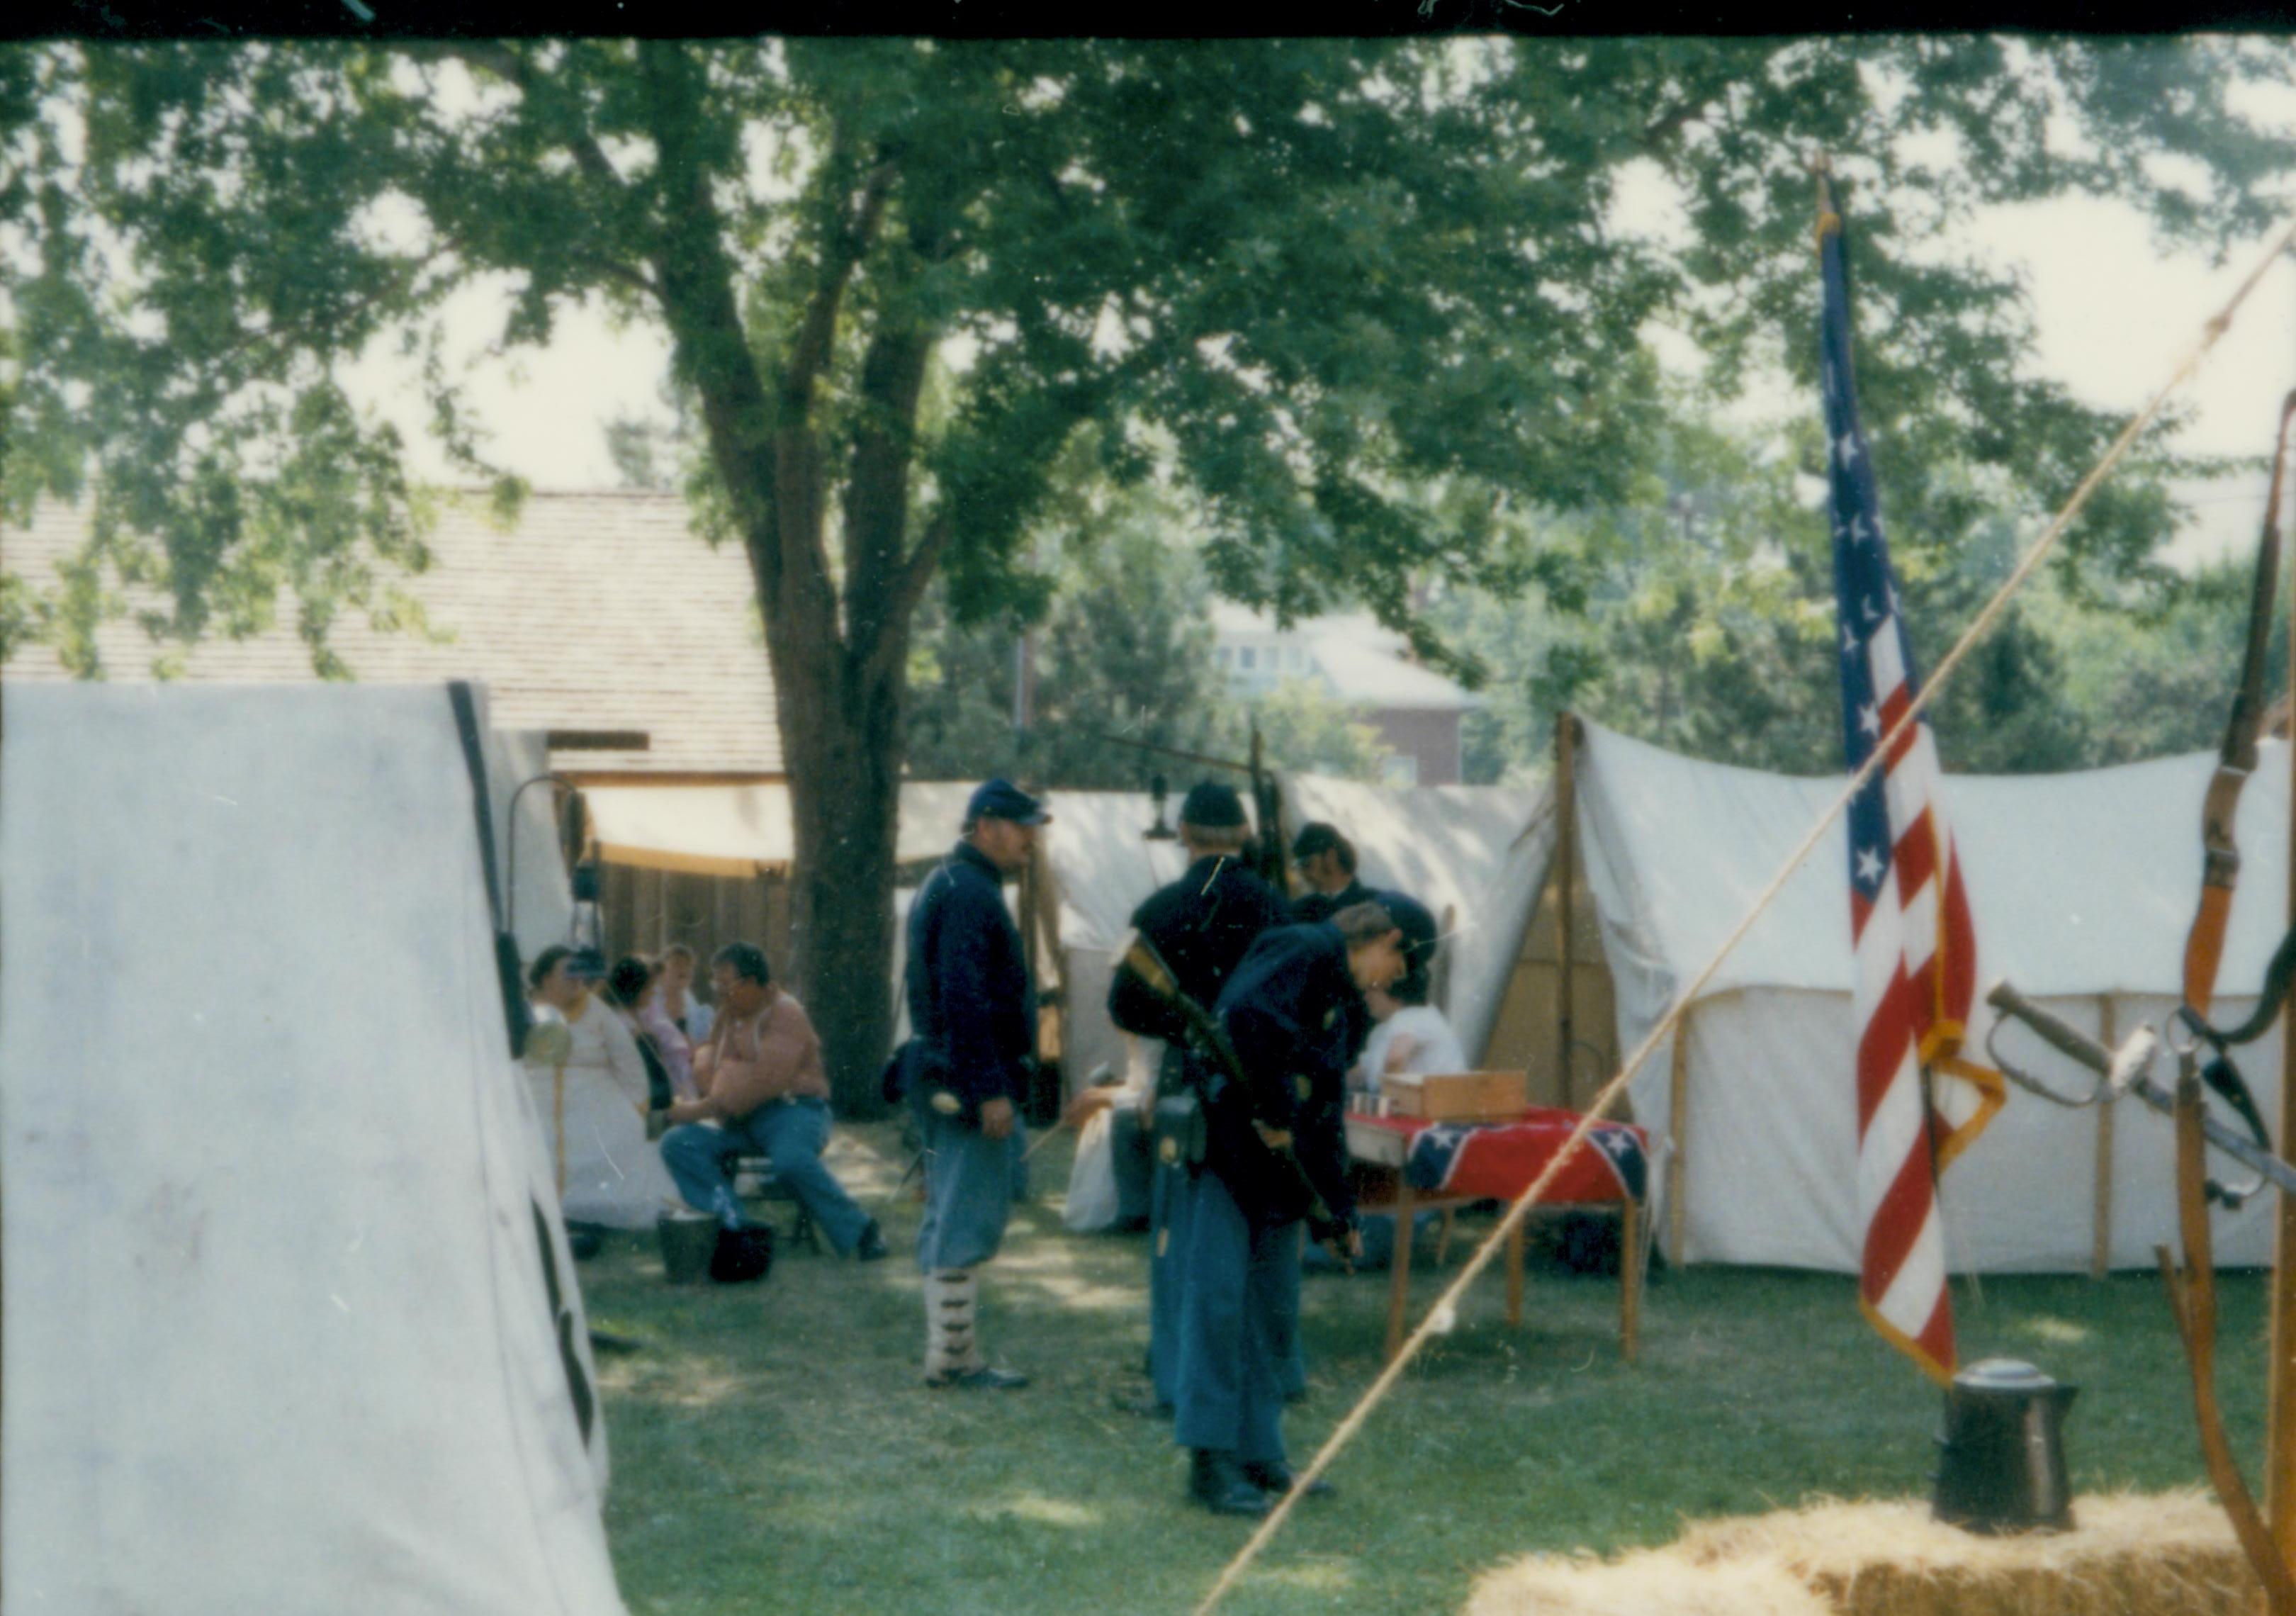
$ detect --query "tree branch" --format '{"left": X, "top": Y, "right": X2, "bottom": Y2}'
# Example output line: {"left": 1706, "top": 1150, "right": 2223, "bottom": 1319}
{"left": 632, "top": 40, "right": 787, "bottom": 609}
{"left": 842, "top": 319, "right": 935, "bottom": 663}
{"left": 403, "top": 40, "right": 635, "bottom": 203}
{"left": 887, "top": 512, "right": 952, "bottom": 641}
{"left": 781, "top": 128, "right": 896, "bottom": 415}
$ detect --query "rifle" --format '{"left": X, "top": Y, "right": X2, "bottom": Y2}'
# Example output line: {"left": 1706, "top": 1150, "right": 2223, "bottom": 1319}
{"left": 1091, "top": 726, "right": 1293, "bottom": 895}
{"left": 1115, "top": 933, "right": 1356, "bottom": 1263}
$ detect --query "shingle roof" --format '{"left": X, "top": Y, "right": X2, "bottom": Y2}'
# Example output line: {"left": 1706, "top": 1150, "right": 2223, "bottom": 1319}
{"left": 2, "top": 490, "right": 782, "bottom": 775}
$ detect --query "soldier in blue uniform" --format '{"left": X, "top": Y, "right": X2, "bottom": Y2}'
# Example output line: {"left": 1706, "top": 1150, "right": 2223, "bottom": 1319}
{"left": 1288, "top": 823, "right": 1373, "bottom": 924}
{"left": 1106, "top": 780, "right": 1290, "bottom": 1418}
{"left": 1289, "top": 823, "right": 1376, "bottom": 1078}
{"left": 901, "top": 778, "right": 1047, "bottom": 1390}
{"left": 1174, "top": 901, "right": 1406, "bottom": 1515}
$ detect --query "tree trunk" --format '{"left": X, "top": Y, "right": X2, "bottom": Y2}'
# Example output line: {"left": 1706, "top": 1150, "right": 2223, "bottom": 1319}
{"left": 773, "top": 633, "right": 911, "bottom": 1116}
{"left": 636, "top": 48, "right": 930, "bottom": 1111}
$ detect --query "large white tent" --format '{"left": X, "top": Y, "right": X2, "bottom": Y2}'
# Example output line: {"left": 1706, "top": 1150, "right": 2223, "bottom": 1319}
{"left": 1, "top": 684, "right": 627, "bottom": 1614}
{"left": 1570, "top": 717, "right": 2289, "bottom": 1274}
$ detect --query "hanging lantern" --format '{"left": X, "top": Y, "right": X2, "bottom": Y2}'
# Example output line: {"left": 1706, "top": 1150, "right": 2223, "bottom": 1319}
{"left": 1144, "top": 772, "right": 1178, "bottom": 841}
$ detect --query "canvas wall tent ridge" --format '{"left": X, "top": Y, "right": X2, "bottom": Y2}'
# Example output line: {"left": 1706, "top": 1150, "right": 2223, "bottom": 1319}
{"left": 1564, "top": 714, "right": 2290, "bottom": 1275}
{"left": 1, "top": 683, "right": 627, "bottom": 1615}
{"left": 583, "top": 776, "right": 1561, "bottom": 1104}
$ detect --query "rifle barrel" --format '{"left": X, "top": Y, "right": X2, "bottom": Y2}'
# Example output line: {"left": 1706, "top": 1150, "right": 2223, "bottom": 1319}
{"left": 1093, "top": 732, "right": 1254, "bottom": 774}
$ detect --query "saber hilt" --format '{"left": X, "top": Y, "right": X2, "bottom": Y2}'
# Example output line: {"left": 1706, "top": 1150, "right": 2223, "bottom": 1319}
{"left": 1985, "top": 977, "right": 2296, "bottom": 1203}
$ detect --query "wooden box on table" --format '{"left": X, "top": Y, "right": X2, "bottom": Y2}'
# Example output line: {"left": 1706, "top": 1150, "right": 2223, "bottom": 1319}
{"left": 1384, "top": 1070, "right": 1526, "bottom": 1123}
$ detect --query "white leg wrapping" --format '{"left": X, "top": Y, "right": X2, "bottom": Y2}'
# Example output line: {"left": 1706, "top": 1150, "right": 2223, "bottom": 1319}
{"left": 925, "top": 1267, "right": 981, "bottom": 1379}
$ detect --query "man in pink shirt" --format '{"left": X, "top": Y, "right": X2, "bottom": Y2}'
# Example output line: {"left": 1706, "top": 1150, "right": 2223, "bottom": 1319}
{"left": 659, "top": 942, "right": 887, "bottom": 1261}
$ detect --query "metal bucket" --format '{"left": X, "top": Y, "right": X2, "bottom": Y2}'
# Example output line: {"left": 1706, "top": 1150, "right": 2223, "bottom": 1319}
{"left": 1933, "top": 1357, "right": 2078, "bottom": 1533}
{"left": 658, "top": 1210, "right": 719, "bottom": 1285}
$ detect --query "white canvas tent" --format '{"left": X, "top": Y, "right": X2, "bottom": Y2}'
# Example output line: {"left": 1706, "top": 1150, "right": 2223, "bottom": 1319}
{"left": 1, "top": 684, "right": 627, "bottom": 1615}
{"left": 1568, "top": 717, "right": 2289, "bottom": 1274}
{"left": 1281, "top": 775, "right": 1556, "bottom": 1068}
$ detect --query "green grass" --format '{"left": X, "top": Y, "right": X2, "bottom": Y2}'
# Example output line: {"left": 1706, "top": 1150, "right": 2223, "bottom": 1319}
{"left": 580, "top": 1119, "right": 2266, "bottom": 1615}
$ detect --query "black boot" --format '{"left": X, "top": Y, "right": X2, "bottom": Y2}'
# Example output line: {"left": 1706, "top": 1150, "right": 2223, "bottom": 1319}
{"left": 1241, "top": 1459, "right": 1334, "bottom": 1499}
{"left": 1188, "top": 1449, "right": 1269, "bottom": 1517}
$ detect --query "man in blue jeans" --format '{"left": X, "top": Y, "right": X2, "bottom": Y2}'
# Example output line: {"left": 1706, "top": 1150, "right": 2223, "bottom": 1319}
{"left": 659, "top": 942, "right": 888, "bottom": 1262}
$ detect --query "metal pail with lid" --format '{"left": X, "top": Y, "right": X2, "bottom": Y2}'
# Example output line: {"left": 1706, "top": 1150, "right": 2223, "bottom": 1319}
{"left": 1932, "top": 1357, "right": 2078, "bottom": 1533}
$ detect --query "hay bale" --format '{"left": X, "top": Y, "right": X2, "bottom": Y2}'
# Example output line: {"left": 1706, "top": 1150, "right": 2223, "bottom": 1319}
{"left": 1464, "top": 1549, "right": 1833, "bottom": 1616}
{"left": 1464, "top": 1492, "right": 2263, "bottom": 1616}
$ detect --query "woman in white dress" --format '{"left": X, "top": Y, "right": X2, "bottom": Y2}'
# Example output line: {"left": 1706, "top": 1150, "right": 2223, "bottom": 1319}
{"left": 525, "top": 946, "right": 684, "bottom": 1231}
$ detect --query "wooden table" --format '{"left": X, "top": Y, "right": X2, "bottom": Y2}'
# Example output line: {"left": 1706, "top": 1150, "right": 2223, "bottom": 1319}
{"left": 1345, "top": 1111, "right": 1645, "bottom": 1364}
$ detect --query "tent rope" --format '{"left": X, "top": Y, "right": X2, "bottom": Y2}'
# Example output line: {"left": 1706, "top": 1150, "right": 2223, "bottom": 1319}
{"left": 1194, "top": 210, "right": 2296, "bottom": 1616}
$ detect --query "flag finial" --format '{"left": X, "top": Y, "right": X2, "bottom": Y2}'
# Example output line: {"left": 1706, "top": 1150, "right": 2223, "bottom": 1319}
{"left": 1812, "top": 155, "right": 1841, "bottom": 247}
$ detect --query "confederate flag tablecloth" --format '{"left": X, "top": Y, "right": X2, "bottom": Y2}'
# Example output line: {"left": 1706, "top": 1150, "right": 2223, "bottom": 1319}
{"left": 1351, "top": 1106, "right": 1650, "bottom": 1205}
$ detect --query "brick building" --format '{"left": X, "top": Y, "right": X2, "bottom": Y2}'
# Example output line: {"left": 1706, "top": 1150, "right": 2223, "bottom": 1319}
{"left": 1210, "top": 602, "right": 1481, "bottom": 785}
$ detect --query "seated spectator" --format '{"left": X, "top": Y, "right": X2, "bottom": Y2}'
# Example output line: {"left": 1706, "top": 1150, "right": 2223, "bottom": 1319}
{"left": 604, "top": 954, "right": 696, "bottom": 1104}
{"left": 659, "top": 942, "right": 889, "bottom": 1262}
{"left": 658, "top": 943, "right": 714, "bottom": 1043}
{"left": 1354, "top": 892, "right": 1468, "bottom": 1098}
{"left": 524, "top": 944, "right": 685, "bottom": 1231}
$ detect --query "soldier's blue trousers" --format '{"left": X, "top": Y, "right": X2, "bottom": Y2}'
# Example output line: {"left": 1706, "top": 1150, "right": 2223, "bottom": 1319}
{"left": 1174, "top": 1172, "right": 1295, "bottom": 1466}
{"left": 1148, "top": 1151, "right": 1195, "bottom": 1405}
{"left": 916, "top": 1110, "right": 1023, "bottom": 1274}
{"left": 1271, "top": 1222, "right": 1305, "bottom": 1398}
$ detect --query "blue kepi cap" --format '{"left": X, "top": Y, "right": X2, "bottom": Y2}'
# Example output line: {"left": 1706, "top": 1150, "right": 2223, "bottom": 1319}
{"left": 1179, "top": 780, "right": 1247, "bottom": 829}
{"left": 967, "top": 778, "right": 1050, "bottom": 826}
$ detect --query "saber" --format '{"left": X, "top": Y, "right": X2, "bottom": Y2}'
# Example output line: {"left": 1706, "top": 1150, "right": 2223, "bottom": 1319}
{"left": 1985, "top": 979, "right": 2296, "bottom": 1198}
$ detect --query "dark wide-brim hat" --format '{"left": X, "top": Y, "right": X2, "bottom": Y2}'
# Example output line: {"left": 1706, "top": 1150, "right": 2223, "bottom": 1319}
{"left": 1178, "top": 780, "right": 1247, "bottom": 829}
{"left": 967, "top": 777, "right": 1051, "bottom": 826}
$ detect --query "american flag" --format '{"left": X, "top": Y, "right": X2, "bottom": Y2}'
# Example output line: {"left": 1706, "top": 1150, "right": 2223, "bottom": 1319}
{"left": 1819, "top": 188, "right": 2005, "bottom": 1386}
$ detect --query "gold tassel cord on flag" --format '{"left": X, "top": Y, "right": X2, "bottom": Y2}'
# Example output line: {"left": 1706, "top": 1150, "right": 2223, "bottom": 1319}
{"left": 1193, "top": 205, "right": 2296, "bottom": 1616}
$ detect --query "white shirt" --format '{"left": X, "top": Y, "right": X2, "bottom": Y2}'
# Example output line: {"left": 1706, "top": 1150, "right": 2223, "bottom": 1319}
{"left": 1357, "top": 1005, "right": 1469, "bottom": 1094}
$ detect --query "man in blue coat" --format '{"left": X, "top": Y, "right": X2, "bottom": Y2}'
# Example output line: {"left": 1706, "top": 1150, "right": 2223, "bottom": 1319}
{"left": 1174, "top": 901, "right": 1405, "bottom": 1515}
{"left": 902, "top": 778, "right": 1047, "bottom": 1390}
{"left": 1106, "top": 780, "right": 1290, "bottom": 1418}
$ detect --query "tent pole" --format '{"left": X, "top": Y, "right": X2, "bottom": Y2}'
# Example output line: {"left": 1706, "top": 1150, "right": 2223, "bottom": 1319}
{"left": 2269, "top": 545, "right": 2296, "bottom": 1552}
{"left": 1556, "top": 712, "right": 1578, "bottom": 1111}
{"left": 553, "top": 1062, "right": 568, "bottom": 1200}
{"left": 2090, "top": 994, "right": 2116, "bottom": 1280}
{"left": 1667, "top": 1006, "right": 1692, "bottom": 1266}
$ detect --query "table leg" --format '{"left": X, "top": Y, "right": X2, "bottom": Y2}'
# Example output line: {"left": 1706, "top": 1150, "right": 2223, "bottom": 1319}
{"left": 1621, "top": 1198, "right": 1642, "bottom": 1363}
{"left": 1506, "top": 1213, "right": 1525, "bottom": 1331}
{"left": 1384, "top": 1177, "right": 1417, "bottom": 1362}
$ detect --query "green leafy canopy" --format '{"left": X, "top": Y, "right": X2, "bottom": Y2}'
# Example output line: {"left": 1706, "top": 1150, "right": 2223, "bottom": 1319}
{"left": 9, "top": 38, "right": 2290, "bottom": 673}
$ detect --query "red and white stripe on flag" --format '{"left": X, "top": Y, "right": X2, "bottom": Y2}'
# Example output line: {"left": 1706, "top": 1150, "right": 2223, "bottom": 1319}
{"left": 1850, "top": 629, "right": 2005, "bottom": 1384}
